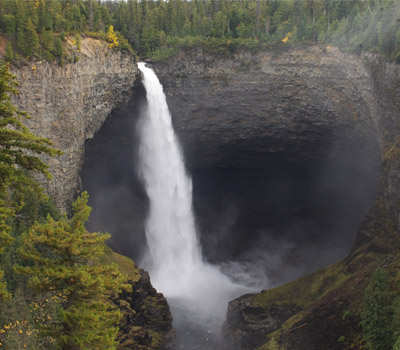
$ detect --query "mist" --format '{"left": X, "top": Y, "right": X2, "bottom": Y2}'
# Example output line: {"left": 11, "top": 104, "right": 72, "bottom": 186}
{"left": 81, "top": 71, "right": 380, "bottom": 348}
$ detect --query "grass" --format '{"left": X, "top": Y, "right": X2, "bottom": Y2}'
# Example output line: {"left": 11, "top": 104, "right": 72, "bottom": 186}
{"left": 252, "top": 261, "right": 350, "bottom": 309}
{"left": 96, "top": 244, "right": 141, "bottom": 283}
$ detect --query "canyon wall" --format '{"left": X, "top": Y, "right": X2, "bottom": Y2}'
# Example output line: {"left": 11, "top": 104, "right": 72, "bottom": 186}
{"left": 11, "top": 39, "right": 400, "bottom": 350}
{"left": 9, "top": 38, "right": 174, "bottom": 350}
{"left": 153, "top": 46, "right": 380, "bottom": 172}
{"left": 150, "top": 46, "right": 400, "bottom": 350}
{"left": 12, "top": 37, "right": 139, "bottom": 211}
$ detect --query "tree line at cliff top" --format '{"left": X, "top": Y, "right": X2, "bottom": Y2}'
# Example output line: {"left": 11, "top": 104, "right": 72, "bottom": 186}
{"left": 0, "top": 0, "right": 399, "bottom": 62}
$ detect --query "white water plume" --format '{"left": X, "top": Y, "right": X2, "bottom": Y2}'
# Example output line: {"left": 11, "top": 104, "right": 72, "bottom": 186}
{"left": 137, "top": 62, "right": 254, "bottom": 328}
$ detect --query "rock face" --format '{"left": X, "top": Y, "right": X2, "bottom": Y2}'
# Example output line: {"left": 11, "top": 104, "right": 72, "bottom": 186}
{"left": 222, "top": 294, "right": 300, "bottom": 350}
{"left": 12, "top": 37, "right": 138, "bottom": 211}
{"left": 148, "top": 47, "right": 400, "bottom": 350}
{"left": 8, "top": 38, "right": 176, "bottom": 350}
{"left": 102, "top": 246, "right": 175, "bottom": 350}
{"left": 153, "top": 46, "right": 379, "bottom": 171}
{"left": 11, "top": 39, "right": 400, "bottom": 350}
{"left": 149, "top": 46, "right": 382, "bottom": 271}
{"left": 116, "top": 270, "right": 175, "bottom": 350}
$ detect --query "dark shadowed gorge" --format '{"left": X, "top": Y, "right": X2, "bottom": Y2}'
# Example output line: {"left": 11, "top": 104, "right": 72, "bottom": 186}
{"left": 81, "top": 48, "right": 381, "bottom": 289}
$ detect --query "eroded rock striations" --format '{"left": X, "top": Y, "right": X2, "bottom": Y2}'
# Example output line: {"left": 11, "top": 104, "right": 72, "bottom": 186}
{"left": 150, "top": 46, "right": 381, "bottom": 271}
{"left": 12, "top": 38, "right": 139, "bottom": 211}
{"left": 8, "top": 38, "right": 175, "bottom": 350}
{"left": 153, "top": 46, "right": 379, "bottom": 172}
{"left": 149, "top": 47, "right": 400, "bottom": 350}
{"left": 11, "top": 40, "right": 400, "bottom": 350}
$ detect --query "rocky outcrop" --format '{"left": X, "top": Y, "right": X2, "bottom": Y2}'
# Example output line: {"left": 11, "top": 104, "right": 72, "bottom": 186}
{"left": 116, "top": 270, "right": 175, "bottom": 350}
{"left": 222, "top": 294, "right": 300, "bottom": 350}
{"left": 11, "top": 37, "right": 138, "bottom": 210}
{"left": 101, "top": 246, "right": 175, "bottom": 350}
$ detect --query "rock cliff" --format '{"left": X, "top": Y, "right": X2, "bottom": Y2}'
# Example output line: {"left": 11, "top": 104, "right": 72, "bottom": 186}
{"left": 12, "top": 37, "right": 139, "bottom": 211}
{"left": 101, "top": 246, "right": 175, "bottom": 350}
{"left": 8, "top": 38, "right": 175, "bottom": 350}
{"left": 11, "top": 38, "right": 400, "bottom": 350}
{"left": 148, "top": 46, "right": 400, "bottom": 350}
{"left": 150, "top": 46, "right": 382, "bottom": 270}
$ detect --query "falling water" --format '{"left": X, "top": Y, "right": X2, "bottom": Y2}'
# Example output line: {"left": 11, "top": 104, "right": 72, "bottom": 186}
{"left": 137, "top": 63, "right": 253, "bottom": 341}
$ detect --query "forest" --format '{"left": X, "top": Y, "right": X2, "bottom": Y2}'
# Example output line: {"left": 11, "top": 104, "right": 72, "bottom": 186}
{"left": 1, "top": 1, "right": 400, "bottom": 350}
{"left": 0, "top": 0, "right": 399, "bottom": 62}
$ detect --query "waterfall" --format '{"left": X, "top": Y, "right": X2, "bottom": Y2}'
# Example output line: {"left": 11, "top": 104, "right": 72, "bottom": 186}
{"left": 137, "top": 62, "right": 252, "bottom": 330}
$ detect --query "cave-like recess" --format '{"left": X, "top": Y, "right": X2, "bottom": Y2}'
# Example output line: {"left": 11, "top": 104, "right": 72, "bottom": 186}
{"left": 81, "top": 78, "right": 381, "bottom": 286}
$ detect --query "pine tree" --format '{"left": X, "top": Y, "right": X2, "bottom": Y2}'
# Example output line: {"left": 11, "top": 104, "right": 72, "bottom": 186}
{"left": 0, "top": 203, "right": 13, "bottom": 300}
{"left": 24, "top": 17, "right": 40, "bottom": 57}
{"left": 4, "top": 42, "right": 14, "bottom": 63}
{"left": 17, "top": 192, "right": 131, "bottom": 350}
{"left": 55, "top": 37, "right": 64, "bottom": 59}
{"left": 361, "top": 267, "right": 394, "bottom": 350}
{"left": 394, "top": 337, "right": 400, "bottom": 350}
{"left": 0, "top": 63, "right": 60, "bottom": 298}
{"left": 0, "top": 63, "right": 60, "bottom": 204}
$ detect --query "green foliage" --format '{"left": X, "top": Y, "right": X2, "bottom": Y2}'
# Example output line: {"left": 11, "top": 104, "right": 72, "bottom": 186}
{"left": 259, "top": 337, "right": 282, "bottom": 350}
{"left": 4, "top": 43, "right": 14, "bottom": 63}
{"left": 75, "top": 33, "right": 81, "bottom": 51}
{"left": 0, "top": 0, "right": 135, "bottom": 63}
{"left": 0, "top": 288, "right": 55, "bottom": 350}
{"left": 0, "top": 63, "right": 60, "bottom": 203}
{"left": 342, "top": 310, "right": 353, "bottom": 321}
{"left": 24, "top": 17, "right": 39, "bottom": 57}
{"left": 338, "top": 335, "right": 346, "bottom": 343}
{"left": 361, "top": 267, "right": 394, "bottom": 350}
{"left": 0, "top": 204, "right": 12, "bottom": 300}
{"left": 17, "top": 192, "right": 131, "bottom": 350}
{"left": 0, "top": 0, "right": 399, "bottom": 62}
{"left": 267, "top": 337, "right": 281, "bottom": 350}
{"left": 392, "top": 297, "right": 400, "bottom": 349}
{"left": 0, "top": 62, "right": 60, "bottom": 300}
{"left": 252, "top": 262, "right": 350, "bottom": 309}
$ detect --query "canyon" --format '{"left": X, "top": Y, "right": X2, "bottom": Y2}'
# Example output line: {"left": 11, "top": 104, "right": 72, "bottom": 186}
{"left": 12, "top": 40, "right": 400, "bottom": 349}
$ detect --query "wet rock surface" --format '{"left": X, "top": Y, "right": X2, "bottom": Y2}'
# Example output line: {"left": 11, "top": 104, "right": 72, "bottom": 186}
{"left": 222, "top": 294, "right": 300, "bottom": 350}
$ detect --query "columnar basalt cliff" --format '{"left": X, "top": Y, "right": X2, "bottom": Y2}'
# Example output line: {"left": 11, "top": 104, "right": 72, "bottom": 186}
{"left": 153, "top": 46, "right": 380, "bottom": 172}
{"left": 7, "top": 38, "right": 175, "bottom": 350}
{"left": 147, "top": 46, "right": 400, "bottom": 350}
{"left": 148, "top": 46, "right": 383, "bottom": 272}
{"left": 12, "top": 37, "right": 139, "bottom": 211}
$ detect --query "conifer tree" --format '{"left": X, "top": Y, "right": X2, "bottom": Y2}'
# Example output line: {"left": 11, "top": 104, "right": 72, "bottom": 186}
{"left": 361, "top": 267, "right": 394, "bottom": 350}
{"left": 0, "top": 63, "right": 60, "bottom": 299}
{"left": 17, "top": 192, "right": 131, "bottom": 350}
{"left": 0, "top": 203, "right": 13, "bottom": 300}
{"left": 4, "top": 42, "right": 14, "bottom": 63}
{"left": 24, "top": 17, "right": 40, "bottom": 57}
{"left": 0, "top": 63, "right": 60, "bottom": 204}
